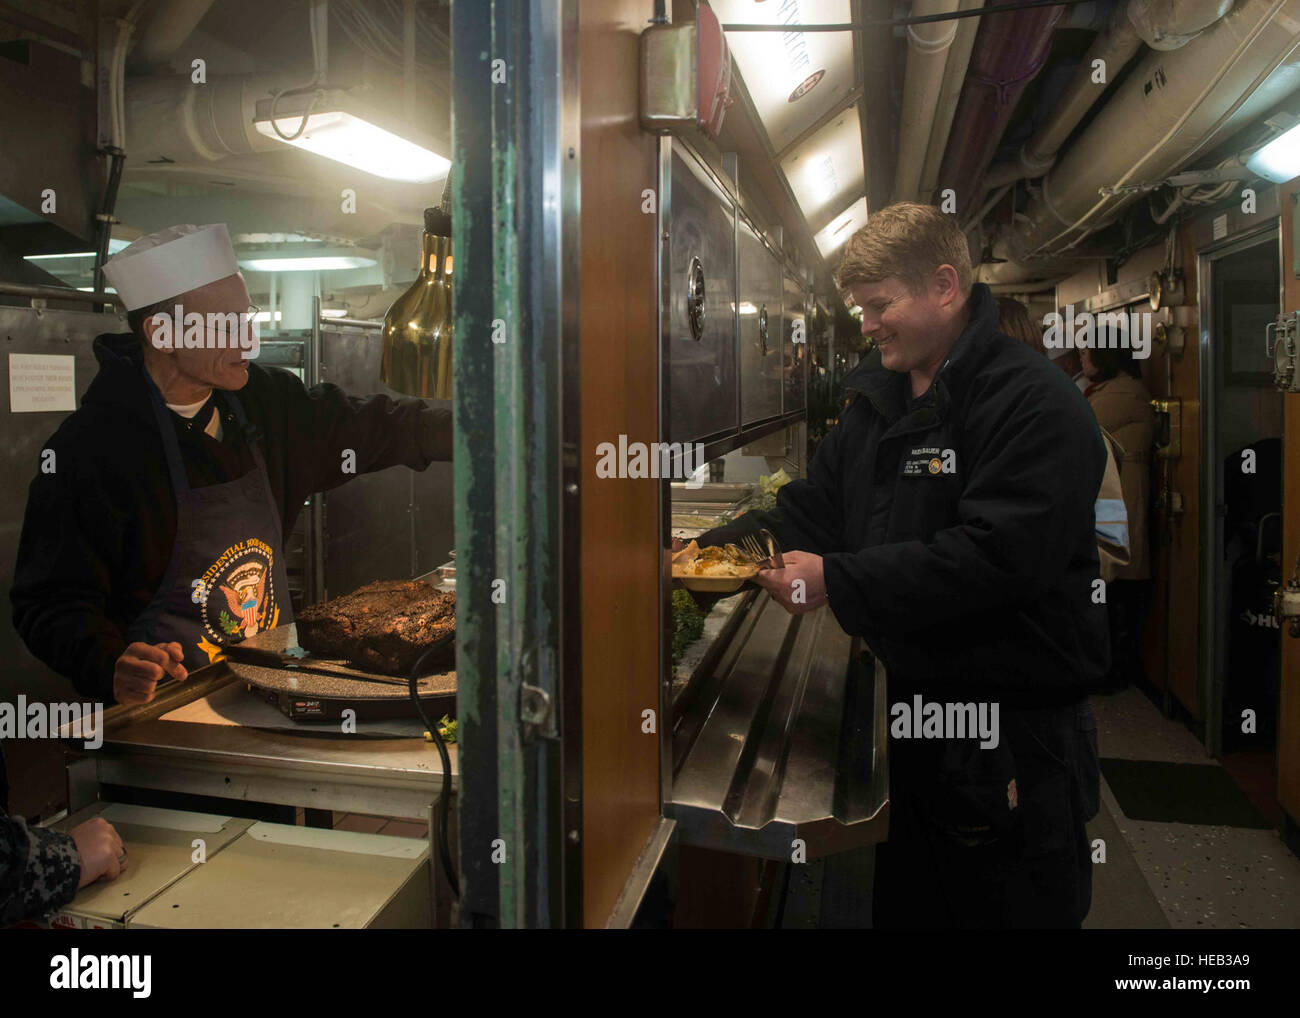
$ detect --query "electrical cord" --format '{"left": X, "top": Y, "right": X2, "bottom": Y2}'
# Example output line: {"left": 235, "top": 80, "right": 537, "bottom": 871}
{"left": 266, "top": 0, "right": 329, "bottom": 141}
{"left": 1150, "top": 123, "right": 1283, "bottom": 225}
{"left": 334, "top": 0, "right": 450, "bottom": 81}
{"left": 266, "top": 86, "right": 325, "bottom": 141}
{"left": 407, "top": 633, "right": 459, "bottom": 899}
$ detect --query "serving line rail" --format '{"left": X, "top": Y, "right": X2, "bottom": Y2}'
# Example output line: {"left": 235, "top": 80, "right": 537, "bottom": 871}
{"left": 62, "top": 664, "right": 455, "bottom": 821}
{"left": 667, "top": 591, "right": 889, "bottom": 859}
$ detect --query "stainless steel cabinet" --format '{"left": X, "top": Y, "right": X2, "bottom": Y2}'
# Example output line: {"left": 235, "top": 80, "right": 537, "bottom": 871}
{"left": 782, "top": 275, "right": 807, "bottom": 413}
{"left": 666, "top": 145, "right": 738, "bottom": 443}
{"left": 738, "top": 218, "right": 783, "bottom": 425}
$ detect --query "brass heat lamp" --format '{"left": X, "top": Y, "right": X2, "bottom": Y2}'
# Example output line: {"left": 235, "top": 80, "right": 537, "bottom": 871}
{"left": 381, "top": 204, "right": 453, "bottom": 398}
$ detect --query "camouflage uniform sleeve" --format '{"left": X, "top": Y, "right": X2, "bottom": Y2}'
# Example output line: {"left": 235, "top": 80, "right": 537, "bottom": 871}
{"left": 0, "top": 812, "right": 81, "bottom": 924}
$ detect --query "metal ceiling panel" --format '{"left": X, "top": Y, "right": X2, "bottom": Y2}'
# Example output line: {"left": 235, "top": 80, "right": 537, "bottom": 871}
{"left": 813, "top": 195, "right": 868, "bottom": 258}
{"left": 778, "top": 105, "right": 865, "bottom": 233}
{"left": 713, "top": 0, "right": 856, "bottom": 153}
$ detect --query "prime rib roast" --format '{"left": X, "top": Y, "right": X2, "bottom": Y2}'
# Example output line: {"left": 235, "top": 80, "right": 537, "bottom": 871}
{"left": 294, "top": 580, "right": 456, "bottom": 676}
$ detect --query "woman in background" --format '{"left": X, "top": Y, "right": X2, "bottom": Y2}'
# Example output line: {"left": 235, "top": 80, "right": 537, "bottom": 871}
{"left": 1081, "top": 344, "right": 1155, "bottom": 689}
{"left": 996, "top": 296, "right": 1045, "bottom": 354}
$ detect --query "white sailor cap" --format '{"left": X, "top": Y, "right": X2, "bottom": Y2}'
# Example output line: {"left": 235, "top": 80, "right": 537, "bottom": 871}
{"left": 102, "top": 224, "right": 240, "bottom": 311}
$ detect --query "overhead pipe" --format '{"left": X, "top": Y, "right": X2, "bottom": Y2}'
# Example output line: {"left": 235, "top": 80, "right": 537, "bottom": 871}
{"left": 1011, "top": 0, "right": 1300, "bottom": 257}
{"left": 984, "top": 0, "right": 1234, "bottom": 189}
{"left": 931, "top": 0, "right": 1065, "bottom": 214}
{"left": 962, "top": 182, "right": 1011, "bottom": 232}
{"left": 918, "top": 0, "right": 988, "bottom": 202}
{"left": 893, "top": 0, "right": 964, "bottom": 203}
{"left": 854, "top": 0, "right": 899, "bottom": 214}
{"left": 974, "top": 230, "right": 1109, "bottom": 282}
{"left": 1128, "top": 0, "right": 1237, "bottom": 48}
{"left": 974, "top": 251, "right": 1098, "bottom": 283}
{"left": 129, "top": 0, "right": 219, "bottom": 70}
{"left": 1058, "top": 0, "right": 1112, "bottom": 29}
{"left": 125, "top": 73, "right": 310, "bottom": 165}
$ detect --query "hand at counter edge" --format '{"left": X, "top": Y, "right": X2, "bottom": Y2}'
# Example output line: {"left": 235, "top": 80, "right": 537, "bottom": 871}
{"left": 112, "top": 641, "right": 186, "bottom": 706}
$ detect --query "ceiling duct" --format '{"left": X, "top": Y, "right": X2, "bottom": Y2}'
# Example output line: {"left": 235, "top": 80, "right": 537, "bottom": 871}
{"left": 125, "top": 73, "right": 292, "bottom": 165}
{"left": 974, "top": 233, "right": 1106, "bottom": 284}
{"left": 917, "top": 0, "right": 987, "bottom": 203}
{"left": 854, "top": 0, "right": 898, "bottom": 214}
{"left": 129, "top": 0, "right": 219, "bottom": 70}
{"left": 931, "top": 0, "right": 1065, "bottom": 214}
{"left": 1011, "top": 0, "right": 1300, "bottom": 258}
{"left": 893, "top": 0, "right": 964, "bottom": 203}
{"left": 984, "top": 0, "right": 1234, "bottom": 190}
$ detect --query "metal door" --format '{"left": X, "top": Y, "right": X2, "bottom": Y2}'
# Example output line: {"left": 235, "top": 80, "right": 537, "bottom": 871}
{"left": 666, "top": 144, "right": 738, "bottom": 443}
{"left": 1198, "top": 222, "right": 1285, "bottom": 754}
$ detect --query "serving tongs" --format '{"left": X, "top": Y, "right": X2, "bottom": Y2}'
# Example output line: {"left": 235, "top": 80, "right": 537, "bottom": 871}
{"left": 224, "top": 642, "right": 410, "bottom": 687}
{"left": 225, "top": 627, "right": 456, "bottom": 687}
{"left": 739, "top": 529, "right": 784, "bottom": 571}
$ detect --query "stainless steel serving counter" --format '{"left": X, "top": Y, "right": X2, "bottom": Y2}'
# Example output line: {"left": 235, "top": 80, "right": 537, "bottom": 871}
{"left": 53, "top": 658, "right": 458, "bottom": 927}
{"left": 667, "top": 589, "right": 889, "bottom": 859}
{"left": 63, "top": 664, "right": 453, "bottom": 821}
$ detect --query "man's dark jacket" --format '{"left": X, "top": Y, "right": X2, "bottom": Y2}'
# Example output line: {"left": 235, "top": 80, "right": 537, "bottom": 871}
{"left": 709, "top": 283, "right": 1110, "bottom": 705}
{"left": 10, "top": 333, "right": 453, "bottom": 702}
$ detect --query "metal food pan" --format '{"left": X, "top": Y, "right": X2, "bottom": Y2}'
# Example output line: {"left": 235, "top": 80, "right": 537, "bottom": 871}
{"left": 669, "top": 481, "right": 754, "bottom": 503}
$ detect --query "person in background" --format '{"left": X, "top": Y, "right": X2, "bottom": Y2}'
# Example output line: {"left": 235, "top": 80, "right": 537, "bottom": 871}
{"left": 1, "top": 801, "right": 127, "bottom": 924}
{"left": 1081, "top": 344, "right": 1155, "bottom": 688}
{"left": 1048, "top": 343, "right": 1088, "bottom": 390}
{"left": 999, "top": 302, "right": 1132, "bottom": 583}
{"left": 995, "top": 296, "right": 1044, "bottom": 354}
{"left": 999, "top": 295, "right": 1090, "bottom": 391}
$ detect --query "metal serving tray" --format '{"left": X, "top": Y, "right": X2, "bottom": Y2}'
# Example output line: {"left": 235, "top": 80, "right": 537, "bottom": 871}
{"left": 668, "top": 596, "right": 889, "bottom": 859}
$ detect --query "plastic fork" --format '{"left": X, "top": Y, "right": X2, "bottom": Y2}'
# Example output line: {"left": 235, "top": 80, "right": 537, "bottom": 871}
{"left": 760, "top": 528, "right": 785, "bottom": 570}
{"left": 739, "top": 533, "right": 771, "bottom": 569}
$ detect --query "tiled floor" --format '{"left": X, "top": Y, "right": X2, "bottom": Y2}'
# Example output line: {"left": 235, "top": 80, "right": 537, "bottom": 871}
{"left": 779, "top": 684, "right": 1300, "bottom": 928}
{"left": 1089, "top": 685, "right": 1300, "bottom": 929}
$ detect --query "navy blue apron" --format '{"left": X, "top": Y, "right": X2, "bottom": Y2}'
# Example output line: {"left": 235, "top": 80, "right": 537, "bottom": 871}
{"left": 125, "top": 374, "right": 293, "bottom": 673}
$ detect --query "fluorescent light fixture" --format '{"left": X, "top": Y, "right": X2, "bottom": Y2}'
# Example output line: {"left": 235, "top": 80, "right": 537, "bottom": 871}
{"left": 711, "top": 0, "right": 854, "bottom": 152}
{"left": 238, "top": 244, "right": 379, "bottom": 273}
{"left": 813, "top": 196, "right": 868, "bottom": 258}
{"left": 24, "top": 239, "right": 130, "bottom": 262}
{"left": 77, "top": 286, "right": 117, "bottom": 293}
{"left": 1247, "top": 122, "right": 1300, "bottom": 183}
{"left": 321, "top": 308, "right": 348, "bottom": 318}
{"left": 780, "top": 110, "right": 864, "bottom": 227}
{"left": 807, "top": 154, "right": 838, "bottom": 204}
{"left": 241, "top": 255, "right": 377, "bottom": 272}
{"left": 732, "top": 301, "right": 760, "bottom": 315}
{"left": 252, "top": 310, "right": 282, "bottom": 323}
{"left": 234, "top": 232, "right": 317, "bottom": 244}
{"left": 254, "top": 91, "right": 450, "bottom": 184}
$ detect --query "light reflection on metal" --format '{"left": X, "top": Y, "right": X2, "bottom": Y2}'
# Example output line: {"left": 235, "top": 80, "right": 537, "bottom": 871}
{"left": 380, "top": 206, "right": 453, "bottom": 398}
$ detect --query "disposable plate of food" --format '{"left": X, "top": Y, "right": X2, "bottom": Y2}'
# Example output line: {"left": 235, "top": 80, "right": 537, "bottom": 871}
{"left": 671, "top": 541, "right": 762, "bottom": 592}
